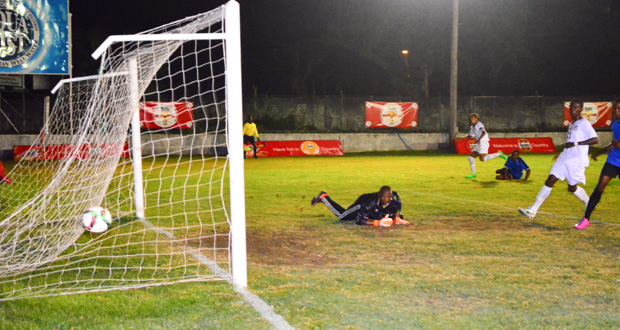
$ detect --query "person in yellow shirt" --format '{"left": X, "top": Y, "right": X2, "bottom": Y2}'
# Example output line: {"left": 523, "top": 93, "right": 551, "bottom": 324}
{"left": 243, "top": 116, "right": 260, "bottom": 159}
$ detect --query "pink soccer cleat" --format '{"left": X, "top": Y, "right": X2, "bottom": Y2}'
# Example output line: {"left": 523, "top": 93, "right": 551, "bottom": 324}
{"left": 575, "top": 218, "right": 590, "bottom": 230}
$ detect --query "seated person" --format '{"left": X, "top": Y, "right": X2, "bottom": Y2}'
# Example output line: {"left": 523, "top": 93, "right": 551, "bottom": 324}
{"left": 310, "top": 185, "right": 409, "bottom": 227}
{"left": 496, "top": 150, "right": 530, "bottom": 181}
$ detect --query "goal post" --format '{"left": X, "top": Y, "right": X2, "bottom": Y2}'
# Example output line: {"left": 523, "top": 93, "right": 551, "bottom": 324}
{"left": 0, "top": 0, "right": 247, "bottom": 301}
{"left": 224, "top": 0, "right": 248, "bottom": 289}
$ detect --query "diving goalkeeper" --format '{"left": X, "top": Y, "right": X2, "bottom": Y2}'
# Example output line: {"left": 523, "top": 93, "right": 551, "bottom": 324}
{"left": 311, "top": 185, "right": 409, "bottom": 227}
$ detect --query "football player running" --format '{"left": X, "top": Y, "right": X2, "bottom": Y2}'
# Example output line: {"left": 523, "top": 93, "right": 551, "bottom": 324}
{"left": 519, "top": 99, "right": 598, "bottom": 221}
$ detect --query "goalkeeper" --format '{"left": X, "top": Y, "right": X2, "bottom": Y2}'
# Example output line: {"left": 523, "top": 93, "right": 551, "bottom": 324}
{"left": 311, "top": 185, "right": 409, "bottom": 227}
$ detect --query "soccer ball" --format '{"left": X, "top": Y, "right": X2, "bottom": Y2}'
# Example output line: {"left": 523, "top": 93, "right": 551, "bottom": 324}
{"left": 82, "top": 207, "right": 113, "bottom": 233}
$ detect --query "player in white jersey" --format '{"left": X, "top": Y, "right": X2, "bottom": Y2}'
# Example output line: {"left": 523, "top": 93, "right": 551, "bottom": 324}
{"left": 456, "top": 113, "right": 507, "bottom": 178}
{"left": 518, "top": 100, "right": 598, "bottom": 220}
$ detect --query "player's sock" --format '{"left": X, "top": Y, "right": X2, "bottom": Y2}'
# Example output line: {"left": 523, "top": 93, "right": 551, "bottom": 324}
{"left": 584, "top": 189, "right": 602, "bottom": 219}
{"left": 572, "top": 186, "right": 589, "bottom": 205}
{"left": 530, "top": 185, "right": 552, "bottom": 213}
{"left": 468, "top": 156, "right": 476, "bottom": 173}
{"left": 482, "top": 153, "right": 501, "bottom": 161}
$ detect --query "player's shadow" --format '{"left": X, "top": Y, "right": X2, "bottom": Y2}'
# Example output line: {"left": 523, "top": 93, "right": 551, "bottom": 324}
{"left": 522, "top": 221, "right": 562, "bottom": 231}
{"left": 476, "top": 180, "right": 499, "bottom": 188}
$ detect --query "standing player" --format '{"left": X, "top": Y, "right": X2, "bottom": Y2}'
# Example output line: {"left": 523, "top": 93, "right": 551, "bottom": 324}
{"left": 243, "top": 116, "right": 260, "bottom": 159}
{"left": 518, "top": 99, "right": 598, "bottom": 220}
{"left": 575, "top": 99, "right": 620, "bottom": 230}
{"left": 310, "top": 185, "right": 409, "bottom": 227}
{"left": 456, "top": 113, "right": 507, "bottom": 179}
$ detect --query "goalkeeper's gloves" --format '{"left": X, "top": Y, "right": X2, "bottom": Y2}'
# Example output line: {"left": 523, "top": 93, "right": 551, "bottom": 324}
{"left": 394, "top": 216, "right": 410, "bottom": 225}
{"left": 373, "top": 215, "right": 393, "bottom": 227}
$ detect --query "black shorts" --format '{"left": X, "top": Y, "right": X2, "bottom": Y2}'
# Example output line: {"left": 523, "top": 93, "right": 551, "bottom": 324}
{"left": 600, "top": 162, "right": 620, "bottom": 179}
{"left": 243, "top": 135, "right": 255, "bottom": 145}
{"left": 495, "top": 168, "right": 513, "bottom": 179}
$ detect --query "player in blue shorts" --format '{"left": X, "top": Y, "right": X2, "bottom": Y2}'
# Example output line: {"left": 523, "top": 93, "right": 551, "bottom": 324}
{"left": 575, "top": 99, "right": 620, "bottom": 230}
{"left": 496, "top": 150, "right": 531, "bottom": 181}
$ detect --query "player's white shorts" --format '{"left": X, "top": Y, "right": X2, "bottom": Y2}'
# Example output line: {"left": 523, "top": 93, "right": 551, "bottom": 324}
{"left": 549, "top": 159, "right": 586, "bottom": 186}
{"left": 472, "top": 140, "right": 489, "bottom": 155}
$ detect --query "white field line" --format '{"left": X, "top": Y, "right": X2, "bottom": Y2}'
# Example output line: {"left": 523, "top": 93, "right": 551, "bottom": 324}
{"left": 139, "top": 219, "right": 295, "bottom": 330}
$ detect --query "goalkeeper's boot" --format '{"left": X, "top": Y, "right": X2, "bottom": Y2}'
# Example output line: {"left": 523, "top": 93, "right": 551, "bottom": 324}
{"left": 311, "top": 191, "right": 327, "bottom": 206}
{"left": 394, "top": 217, "right": 410, "bottom": 225}
{"left": 575, "top": 217, "right": 590, "bottom": 230}
{"left": 518, "top": 207, "right": 536, "bottom": 219}
{"left": 498, "top": 150, "right": 508, "bottom": 160}
{"left": 465, "top": 173, "right": 477, "bottom": 179}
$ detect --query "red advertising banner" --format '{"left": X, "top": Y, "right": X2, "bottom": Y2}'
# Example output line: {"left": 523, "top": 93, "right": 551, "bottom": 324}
{"left": 14, "top": 143, "right": 130, "bottom": 161}
{"left": 140, "top": 102, "right": 194, "bottom": 129}
{"left": 365, "top": 102, "right": 418, "bottom": 129}
{"left": 563, "top": 101, "right": 612, "bottom": 127}
{"left": 245, "top": 140, "right": 344, "bottom": 158}
{"left": 453, "top": 138, "right": 556, "bottom": 155}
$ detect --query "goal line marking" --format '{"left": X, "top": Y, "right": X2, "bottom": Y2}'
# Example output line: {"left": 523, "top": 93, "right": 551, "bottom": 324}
{"left": 139, "top": 219, "right": 295, "bottom": 330}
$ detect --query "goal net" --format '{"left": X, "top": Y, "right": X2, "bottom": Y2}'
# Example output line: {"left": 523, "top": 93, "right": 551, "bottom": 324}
{"left": 0, "top": 1, "right": 246, "bottom": 301}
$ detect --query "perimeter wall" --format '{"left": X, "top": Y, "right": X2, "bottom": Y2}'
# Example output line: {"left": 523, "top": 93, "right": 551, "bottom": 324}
{"left": 0, "top": 95, "right": 615, "bottom": 159}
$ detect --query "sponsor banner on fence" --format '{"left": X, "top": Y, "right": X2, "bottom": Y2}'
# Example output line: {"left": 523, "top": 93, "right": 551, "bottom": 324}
{"left": 245, "top": 140, "right": 343, "bottom": 158}
{"left": 365, "top": 102, "right": 418, "bottom": 128}
{"left": 140, "top": 102, "right": 194, "bottom": 129}
{"left": 563, "top": 101, "right": 612, "bottom": 127}
{"left": 14, "top": 143, "right": 129, "bottom": 161}
{"left": 453, "top": 137, "right": 556, "bottom": 155}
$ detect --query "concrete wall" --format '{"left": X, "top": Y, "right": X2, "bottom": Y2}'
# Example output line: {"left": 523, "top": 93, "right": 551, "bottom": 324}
{"left": 1, "top": 131, "right": 612, "bottom": 159}
{"left": 262, "top": 132, "right": 613, "bottom": 153}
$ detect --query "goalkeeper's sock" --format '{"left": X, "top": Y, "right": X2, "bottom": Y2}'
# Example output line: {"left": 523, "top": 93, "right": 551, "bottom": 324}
{"left": 531, "top": 185, "right": 552, "bottom": 213}
{"left": 468, "top": 156, "right": 476, "bottom": 173}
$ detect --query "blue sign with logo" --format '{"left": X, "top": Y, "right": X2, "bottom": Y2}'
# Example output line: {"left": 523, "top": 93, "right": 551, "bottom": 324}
{"left": 0, "top": 0, "right": 68, "bottom": 75}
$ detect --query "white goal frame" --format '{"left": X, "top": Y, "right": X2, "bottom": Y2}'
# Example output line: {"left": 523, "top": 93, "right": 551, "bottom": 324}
{"left": 50, "top": 0, "right": 247, "bottom": 288}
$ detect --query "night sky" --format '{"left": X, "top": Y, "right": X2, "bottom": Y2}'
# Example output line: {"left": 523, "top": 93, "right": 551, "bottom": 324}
{"left": 70, "top": 0, "right": 620, "bottom": 98}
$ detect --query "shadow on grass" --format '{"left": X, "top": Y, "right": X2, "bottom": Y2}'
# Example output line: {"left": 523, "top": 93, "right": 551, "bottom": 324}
{"left": 522, "top": 221, "right": 562, "bottom": 231}
{"left": 477, "top": 180, "right": 499, "bottom": 188}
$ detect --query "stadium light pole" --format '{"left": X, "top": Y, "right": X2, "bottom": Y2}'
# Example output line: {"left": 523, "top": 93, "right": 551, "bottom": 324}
{"left": 449, "top": 0, "right": 459, "bottom": 141}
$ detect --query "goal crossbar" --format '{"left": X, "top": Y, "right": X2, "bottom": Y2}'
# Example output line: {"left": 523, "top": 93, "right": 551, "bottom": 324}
{"left": 91, "top": 33, "right": 231, "bottom": 60}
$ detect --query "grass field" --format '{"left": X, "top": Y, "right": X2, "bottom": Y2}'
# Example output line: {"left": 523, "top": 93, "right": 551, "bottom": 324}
{"left": 1, "top": 151, "right": 619, "bottom": 329}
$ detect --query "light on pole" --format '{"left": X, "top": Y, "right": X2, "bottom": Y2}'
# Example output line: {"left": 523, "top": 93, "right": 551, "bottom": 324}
{"left": 401, "top": 50, "right": 410, "bottom": 78}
